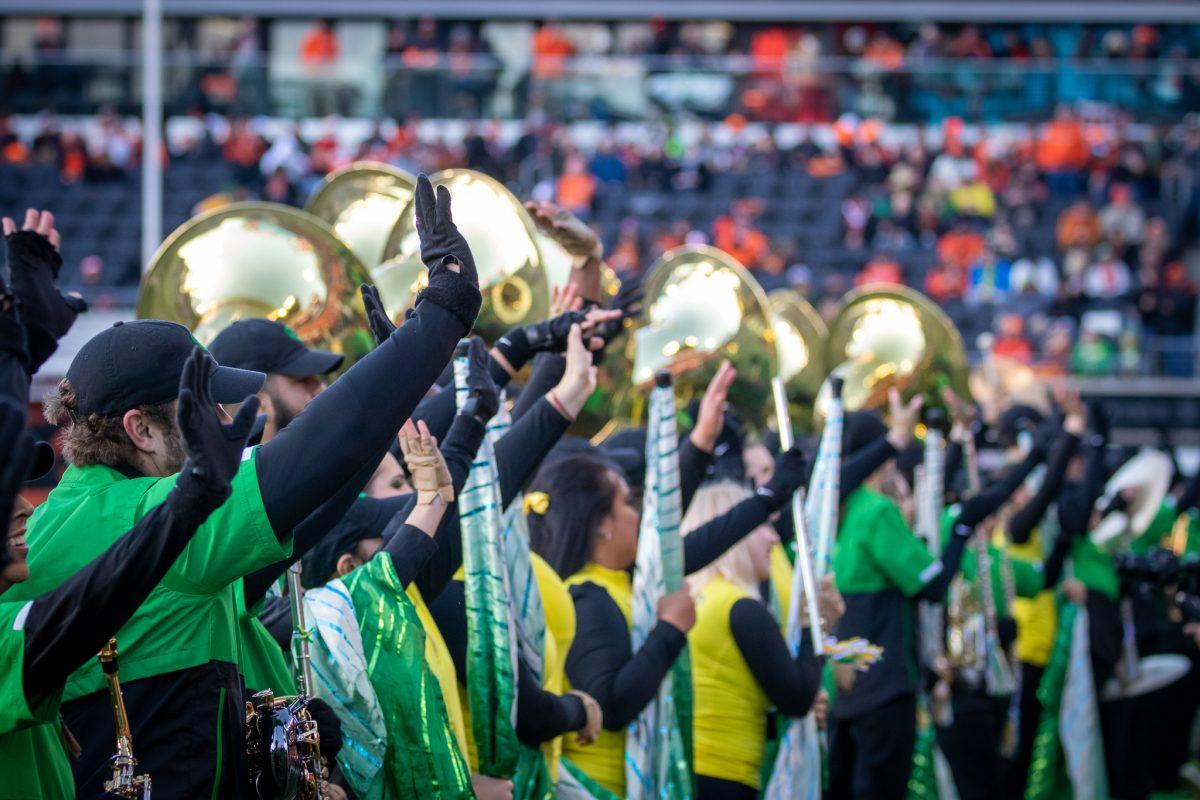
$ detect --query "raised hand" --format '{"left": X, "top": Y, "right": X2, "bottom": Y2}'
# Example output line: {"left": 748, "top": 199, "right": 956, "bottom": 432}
{"left": 886, "top": 388, "right": 923, "bottom": 450}
{"left": 414, "top": 174, "right": 477, "bottom": 286}
{"left": 548, "top": 324, "right": 598, "bottom": 420}
{"left": 359, "top": 283, "right": 397, "bottom": 346}
{"left": 690, "top": 360, "right": 736, "bottom": 453}
{"left": 523, "top": 200, "right": 602, "bottom": 260}
{"left": 758, "top": 446, "right": 809, "bottom": 511}
{"left": 463, "top": 336, "right": 500, "bottom": 424}
{"left": 174, "top": 348, "right": 261, "bottom": 506}
{"left": 3, "top": 208, "right": 87, "bottom": 373}
{"left": 398, "top": 419, "right": 454, "bottom": 506}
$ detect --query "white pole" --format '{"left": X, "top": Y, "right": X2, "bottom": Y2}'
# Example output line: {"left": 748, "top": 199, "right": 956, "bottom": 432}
{"left": 141, "top": 0, "right": 163, "bottom": 271}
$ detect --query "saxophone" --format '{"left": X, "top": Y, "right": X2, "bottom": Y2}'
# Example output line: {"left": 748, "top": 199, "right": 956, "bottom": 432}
{"left": 244, "top": 563, "right": 325, "bottom": 800}
{"left": 98, "top": 638, "right": 152, "bottom": 800}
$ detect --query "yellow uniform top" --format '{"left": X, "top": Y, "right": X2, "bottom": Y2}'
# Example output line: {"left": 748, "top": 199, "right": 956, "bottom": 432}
{"left": 562, "top": 562, "right": 633, "bottom": 796}
{"left": 407, "top": 583, "right": 469, "bottom": 756}
{"left": 690, "top": 576, "right": 773, "bottom": 789}
{"left": 1008, "top": 528, "right": 1056, "bottom": 667}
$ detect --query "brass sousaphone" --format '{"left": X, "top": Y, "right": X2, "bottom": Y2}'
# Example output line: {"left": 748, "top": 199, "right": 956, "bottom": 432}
{"left": 597, "top": 245, "right": 777, "bottom": 440}
{"left": 817, "top": 284, "right": 970, "bottom": 419}
{"left": 137, "top": 202, "right": 375, "bottom": 367}
{"left": 768, "top": 288, "right": 828, "bottom": 431}
{"left": 376, "top": 169, "right": 550, "bottom": 340}
{"left": 305, "top": 161, "right": 417, "bottom": 270}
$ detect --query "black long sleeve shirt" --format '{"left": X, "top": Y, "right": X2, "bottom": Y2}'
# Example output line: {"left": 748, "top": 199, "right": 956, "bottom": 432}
{"left": 1008, "top": 432, "right": 1081, "bottom": 545}
{"left": 565, "top": 582, "right": 688, "bottom": 731}
{"left": 19, "top": 490, "right": 213, "bottom": 703}
{"left": 729, "top": 599, "right": 820, "bottom": 717}
{"left": 255, "top": 278, "right": 476, "bottom": 536}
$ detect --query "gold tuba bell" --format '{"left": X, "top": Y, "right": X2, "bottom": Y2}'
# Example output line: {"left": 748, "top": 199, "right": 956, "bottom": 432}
{"left": 137, "top": 202, "right": 375, "bottom": 368}
{"left": 305, "top": 161, "right": 417, "bottom": 270}
{"left": 596, "top": 245, "right": 777, "bottom": 440}
{"left": 817, "top": 284, "right": 970, "bottom": 419}
{"left": 768, "top": 288, "right": 828, "bottom": 433}
{"left": 376, "top": 169, "right": 550, "bottom": 341}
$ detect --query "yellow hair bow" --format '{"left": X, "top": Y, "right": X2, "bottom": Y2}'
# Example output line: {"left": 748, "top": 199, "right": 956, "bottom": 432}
{"left": 523, "top": 491, "right": 550, "bottom": 516}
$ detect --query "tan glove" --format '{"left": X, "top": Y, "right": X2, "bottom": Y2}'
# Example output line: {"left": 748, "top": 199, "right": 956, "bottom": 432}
{"left": 398, "top": 422, "right": 454, "bottom": 506}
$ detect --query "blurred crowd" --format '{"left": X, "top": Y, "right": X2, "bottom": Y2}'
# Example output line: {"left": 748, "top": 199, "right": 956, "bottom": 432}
{"left": 5, "top": 102, "right": 1198, "bottom": 377}
{"left": 4, "top": 17, "right": 1200, "bottom": 122}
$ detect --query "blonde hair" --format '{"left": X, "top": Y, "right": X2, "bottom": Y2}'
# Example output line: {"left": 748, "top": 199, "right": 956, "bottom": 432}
{"left": 681, "top": 480, "right": 762, "bottom": 599}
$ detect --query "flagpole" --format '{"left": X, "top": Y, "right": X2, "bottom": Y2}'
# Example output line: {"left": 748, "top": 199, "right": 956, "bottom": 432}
{"left": 141, "top": 0, "right": 163, "bottom": 271}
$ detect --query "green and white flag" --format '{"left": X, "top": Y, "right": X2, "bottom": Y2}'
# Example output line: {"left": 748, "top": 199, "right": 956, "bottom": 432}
{"left": 625, "top": 376, "right": 693, "bottom": 800}
{"left": 455, "top": 348, "right": 521, "bottom": 778}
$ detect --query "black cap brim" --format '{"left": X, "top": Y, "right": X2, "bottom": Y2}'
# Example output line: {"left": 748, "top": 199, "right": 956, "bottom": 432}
{"left": 276, "top": 348, "right": 344, "bottom": 378}
{"left": 25, "top": 441, "right": 55, "bottom": 481}
{"left": 209, "top": 365, "right": 266, "bottom": 405}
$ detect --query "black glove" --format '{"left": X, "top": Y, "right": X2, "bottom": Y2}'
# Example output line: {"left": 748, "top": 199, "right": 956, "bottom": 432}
{"left": 756, "top": 446, "right": 809, "bottom": 512}
{"left": 307, "top": 697, "right": 344, "bottom": 761}
{"left": 6, "top": 230, "right": 87, "bottom": 374}
{"left": 413, "top": 174, "right": 477, "bottom": 286}
{"left": 172, "top": 348, "right": 261, "bottom": 512}
{"left": 593, "top": 275, "right": 644, "bottom": 344}
{"left": 359, "top": 283, "right": 396, "bottom": 347}
{"left": 0, "top": 401, "right": 34, "bottom": 571}
{"left": 495, "top": 308, "right": 589, "bottom": 371}
{"left": 460, "top": 336, "right": 500, "bottom": 423}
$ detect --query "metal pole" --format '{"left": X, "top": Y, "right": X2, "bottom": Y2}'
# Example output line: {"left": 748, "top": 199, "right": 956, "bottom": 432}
{"left": 140, "top": 0, "right": 163, "bottom": 271}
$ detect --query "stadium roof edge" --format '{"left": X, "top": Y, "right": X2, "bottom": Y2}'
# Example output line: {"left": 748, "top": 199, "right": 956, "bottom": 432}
{"left": 2, "top": 0, "right": 1200, "bottom": 22}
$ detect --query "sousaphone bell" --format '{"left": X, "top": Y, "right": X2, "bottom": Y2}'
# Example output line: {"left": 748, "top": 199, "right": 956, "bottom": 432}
{"left": 137, "top": 202, "right": 375, "bottom": 368}
{"left": 769, "top": 288, "right": 827, "bottom": 432}
{"left": 305, "top": 161, "right": 417, "bottom": 270}
{"left": 377, "top": 169, "right": 550, "bottom": 341}
{"left": 597, "top": 245, "right": 777, "bottom": 440}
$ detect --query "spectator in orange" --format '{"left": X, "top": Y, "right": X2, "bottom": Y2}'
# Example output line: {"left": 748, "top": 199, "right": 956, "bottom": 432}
{"left": 924, "top": 263, "right": 966, "bottom": 302}
{"left": 1037, "top": 105, "right": 1089, "bottom": 196}
{"left": 532, "top": 23, "right": 574, "bottom": 80}
{"left": 713, "top": 200, "right": 769, "bottom": 268}
{"left": 936, "top": 222, "right": 985, "bottom": 271}
{"left": 863, "top": 30, "right": 905, "bottom": 71}
{"left": 1055, "top": 199, "right": 1101, "bottom": 250}
{"left": 749, "top": 26, "right": 791, "bottom": 72}
{"left": 555, "top": 152, "right": 596, "bottom": 216}
{"left": 992, "top": 314, "right": 1033, "bottom": 363}
{"left": 299, "top": 19, "right": 339, "bottom": 73}
{"left": 856, "top": 253, "right": 902, "bottom": 286}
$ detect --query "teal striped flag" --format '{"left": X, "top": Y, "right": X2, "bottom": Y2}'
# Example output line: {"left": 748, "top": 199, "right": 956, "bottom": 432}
{"left": 625, "top": 376, "right": 693, "bottom": 800}
{"left": 454, "top": 348, "right": 521, "bottom": 778}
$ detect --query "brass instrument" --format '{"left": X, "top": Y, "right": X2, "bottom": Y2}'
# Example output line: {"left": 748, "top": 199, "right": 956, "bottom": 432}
{"left": 305, "top": 162, "right": 417, "bottom": 269}
{"left": 768, "top": 289, "right": 828, "bottom": 434}
{"left": 378, "top": 168, "right": 550, "bottom": 340}
{"left": 244, "top": 564, "right": 324, "bottom": 800}
{"left": 596, "top": 245, "right": 778, "bottom": 440}
{"left": 137, "top": 202, "right": 375, "bottom": 370}
{"left": 970, "top": 335, "right": 1051, "bottom": 427}
{"left": 818, "top": 284, "right": 969, "bottom": 420}
{"left": 98, "top": 638, "right": 151, "bottom": 800}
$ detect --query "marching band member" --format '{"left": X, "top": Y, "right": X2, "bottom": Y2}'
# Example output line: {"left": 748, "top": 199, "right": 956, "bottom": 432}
{"left": 826, "top": 393, "right": 977, "bottom": 800}
{"left": 0, "top": 353, "right": 258, "bottom": 798}
{"left": 7, "top": 174, "right": 480, "bottom": 797}
{"left": 683, "top": 480, "right": 842, "bottom": 800}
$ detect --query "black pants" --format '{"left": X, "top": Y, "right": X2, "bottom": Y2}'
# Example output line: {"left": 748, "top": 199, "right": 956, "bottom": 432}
{"left": 696, "top": 774, "right": 757, "bottom": 800}
{"left": 937, "top": 687, "right": 1010, "bottom": 800}
{"left": 827, "top": 693, "right": 917, "bottom": 800}
{"left": 1004, "top": 661, "right": 1044, "bottom": 800}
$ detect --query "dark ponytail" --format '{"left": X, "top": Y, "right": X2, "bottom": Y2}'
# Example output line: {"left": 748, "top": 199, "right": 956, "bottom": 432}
{"left": 528, "top": 454, "right": 620, "bottom": 579}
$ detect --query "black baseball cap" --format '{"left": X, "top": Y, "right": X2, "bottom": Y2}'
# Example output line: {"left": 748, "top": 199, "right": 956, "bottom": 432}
{"left": 301, "top": 496, "right": 402, "bottom": 589}
{"left": 66, "top": 320, "right": 266, "bottom": 417}
{"left": 208, "top": 318, "right": 343, "bottom": 378}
